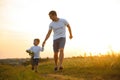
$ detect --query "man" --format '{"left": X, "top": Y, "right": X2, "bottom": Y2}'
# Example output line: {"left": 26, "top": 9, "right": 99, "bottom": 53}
{"left": 42, "top": 10, "right": 73, "bottom": 71}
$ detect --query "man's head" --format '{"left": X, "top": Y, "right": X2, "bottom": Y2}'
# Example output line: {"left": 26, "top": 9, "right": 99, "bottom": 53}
{"left": 33, "top": 38, "right": 40, "bottom": 46}
{"left": 49, "top": 10, "right": 58, "bottom": 21}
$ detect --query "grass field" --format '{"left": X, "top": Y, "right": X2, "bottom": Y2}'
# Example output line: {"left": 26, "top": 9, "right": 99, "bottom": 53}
{"left": 0, "top": 55, "right": 120, "bottom": 80}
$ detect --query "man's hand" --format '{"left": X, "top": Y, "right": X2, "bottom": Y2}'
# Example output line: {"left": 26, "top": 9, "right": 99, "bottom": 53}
{"left": 67, "top": 24, "right": 73, "bottom": 40}
{"left": 42, "top": 41, "right": 46, "bottom": 47}
{"left": 69, "top": 35, "right": 73, "bottom": 39}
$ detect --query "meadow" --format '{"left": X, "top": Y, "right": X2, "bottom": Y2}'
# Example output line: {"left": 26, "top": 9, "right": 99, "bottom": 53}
{"left": 0, "top": 54, "right": 120, "bottom": 80}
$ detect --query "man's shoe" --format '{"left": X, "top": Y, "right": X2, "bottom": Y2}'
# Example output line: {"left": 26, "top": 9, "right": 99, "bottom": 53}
{"left": 59, "top": 67, "right": 63, "bottom": 70}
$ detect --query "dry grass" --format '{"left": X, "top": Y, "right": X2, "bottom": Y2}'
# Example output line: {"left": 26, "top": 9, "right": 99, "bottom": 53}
{"left": 0, "top": 54, "right": 120, "bottom": 80}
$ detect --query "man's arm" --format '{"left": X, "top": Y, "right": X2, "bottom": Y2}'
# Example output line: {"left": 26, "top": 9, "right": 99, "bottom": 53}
{"left": 67, "top": 24, "right": 73, "bottom": 39}
{"left": 42, "top": 29, "right": 52, "bottom": 47}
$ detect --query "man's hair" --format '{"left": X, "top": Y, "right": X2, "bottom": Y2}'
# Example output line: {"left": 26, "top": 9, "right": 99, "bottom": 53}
{"left": 49, "top": 10, "right": 57, "bottom": 16}
{"left": 34, "top": 38, "right": 40, "bottom": 43}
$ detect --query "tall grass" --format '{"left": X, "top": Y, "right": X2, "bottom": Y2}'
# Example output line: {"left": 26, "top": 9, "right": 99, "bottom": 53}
{"left": 0, "top": 54, "right": 120, "bottom": 80}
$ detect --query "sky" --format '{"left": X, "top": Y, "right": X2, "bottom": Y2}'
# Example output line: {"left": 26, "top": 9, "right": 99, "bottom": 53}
{"left": 0, "top": 0, "right": 120, "bottom": 59}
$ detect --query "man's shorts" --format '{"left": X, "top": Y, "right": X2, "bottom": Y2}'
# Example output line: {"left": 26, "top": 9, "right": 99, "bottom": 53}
{"left": 53, "top": 37, "right": 66, "bottom": 53}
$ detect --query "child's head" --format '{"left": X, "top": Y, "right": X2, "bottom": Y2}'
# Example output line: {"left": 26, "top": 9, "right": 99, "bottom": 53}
{"left": 33, "top": 38, "right": 40, "bottom": 46}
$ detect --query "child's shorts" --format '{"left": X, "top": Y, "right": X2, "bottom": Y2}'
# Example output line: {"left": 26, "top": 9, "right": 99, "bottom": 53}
{"left": 32, "top": 58, "right": 39, "bottom": 66}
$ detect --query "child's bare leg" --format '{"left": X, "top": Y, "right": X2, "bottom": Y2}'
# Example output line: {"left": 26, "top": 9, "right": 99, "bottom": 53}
{"left": 31, "top": 57, "right": 34, "bottom": 70}
{"left": 34, "top": 65, "right": 38, "bottom": 72}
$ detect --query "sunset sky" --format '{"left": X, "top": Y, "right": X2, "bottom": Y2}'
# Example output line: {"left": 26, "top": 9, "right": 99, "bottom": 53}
{"left": 0, "top": 0, "right": 120, "bottom": 59}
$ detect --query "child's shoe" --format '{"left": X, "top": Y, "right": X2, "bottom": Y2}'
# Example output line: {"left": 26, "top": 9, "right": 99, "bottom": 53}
{"left": 32, "top": 67, "right": 34, "bottom": 70}
{"left": 54, "top": 67, "right": 58, "bottom": 71}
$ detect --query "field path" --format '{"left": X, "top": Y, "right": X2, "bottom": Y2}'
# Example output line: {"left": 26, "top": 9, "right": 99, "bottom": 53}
{"left": 38, "top": 73, "right": 84, "bottom": 80}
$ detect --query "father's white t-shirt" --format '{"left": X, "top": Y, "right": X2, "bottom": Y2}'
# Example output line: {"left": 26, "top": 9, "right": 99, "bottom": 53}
{"left": 49, "top": 18, "right": 69, "bottom": 40}
{"left": 29, "top": 46, "right": 43, "bottom": 59}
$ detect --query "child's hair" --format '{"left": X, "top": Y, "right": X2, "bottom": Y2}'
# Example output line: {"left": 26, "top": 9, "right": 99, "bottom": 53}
{"left": 34, "top": 38, "right": 40, "bottom": 43}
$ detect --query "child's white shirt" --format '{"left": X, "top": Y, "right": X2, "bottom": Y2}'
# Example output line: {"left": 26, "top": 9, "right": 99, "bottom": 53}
{"left": 28, "top": 46, "right": 44, "bottom": 59}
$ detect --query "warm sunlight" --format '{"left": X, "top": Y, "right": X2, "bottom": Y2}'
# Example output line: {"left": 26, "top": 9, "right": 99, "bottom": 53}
{"left": 0, "top": 0, "right": 120, "bottom": 59}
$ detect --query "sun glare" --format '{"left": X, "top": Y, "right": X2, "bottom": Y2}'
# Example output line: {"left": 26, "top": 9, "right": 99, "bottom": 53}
{"left": 0, "top": 0, "right": 120, "bottom": 58}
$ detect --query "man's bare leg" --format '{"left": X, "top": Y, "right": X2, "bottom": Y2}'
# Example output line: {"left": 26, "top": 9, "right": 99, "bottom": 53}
{"left": 59, "top": 48, "right": 64, "bottom": 69}
{"left": 54, "top": 52, "right": 58, "bottom": 70}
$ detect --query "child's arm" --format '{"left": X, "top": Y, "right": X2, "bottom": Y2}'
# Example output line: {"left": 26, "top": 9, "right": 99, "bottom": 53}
{"left": 26, "top": 47, "right": 33, "bottom": 53}
{"left": 26, "top": 47, "right": 34, "bottom": 56}
{"left": 26, "top": 50, "right": 32, "bottom": 53}
{"left": 41, "top": 47, "right": 44, "bottom": 52}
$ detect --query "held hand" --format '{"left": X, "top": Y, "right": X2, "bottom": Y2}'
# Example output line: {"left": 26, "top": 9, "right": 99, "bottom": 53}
{"left": 69, "top": 35, "right": 73, "bottom": 39}
{"left": 42, "top": 41, "right": 46, "bottom": 47}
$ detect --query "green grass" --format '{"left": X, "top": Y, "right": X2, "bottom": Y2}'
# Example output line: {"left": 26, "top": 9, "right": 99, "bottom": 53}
{"left": 0, "top": 55, "right": 120, "bottom": 80}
